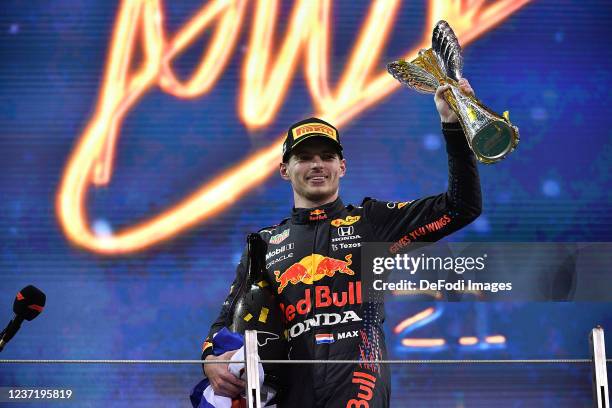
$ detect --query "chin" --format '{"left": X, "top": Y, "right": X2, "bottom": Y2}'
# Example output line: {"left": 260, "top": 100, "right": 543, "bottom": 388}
{"left": 304, "top": 187, "right": 335, "bottom": 202}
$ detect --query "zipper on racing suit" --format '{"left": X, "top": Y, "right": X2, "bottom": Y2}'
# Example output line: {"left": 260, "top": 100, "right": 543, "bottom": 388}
{"left": 310, "top": 219, "right": 319, "bottom": 327}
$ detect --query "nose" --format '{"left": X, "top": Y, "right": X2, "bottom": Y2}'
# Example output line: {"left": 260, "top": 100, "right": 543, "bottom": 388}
{"left": 310, "top": 155, "right": 324, "bottom": 168}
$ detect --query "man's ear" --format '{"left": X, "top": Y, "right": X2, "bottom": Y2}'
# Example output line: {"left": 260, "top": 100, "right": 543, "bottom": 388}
{"left": 279, "top": 162, "right": 291, "bottom": 180}
{"left": 338, "top": 158, "right": 347, "bottom": 178}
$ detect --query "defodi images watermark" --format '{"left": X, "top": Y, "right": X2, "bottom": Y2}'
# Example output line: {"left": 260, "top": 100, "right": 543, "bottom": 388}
{"left": 361, "top": 243, "right": 612, "bottom": 301}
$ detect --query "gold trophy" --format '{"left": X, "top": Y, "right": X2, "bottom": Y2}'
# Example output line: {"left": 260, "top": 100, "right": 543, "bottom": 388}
{"left": 387, "top": 20, "right": 519, "bottom": 164}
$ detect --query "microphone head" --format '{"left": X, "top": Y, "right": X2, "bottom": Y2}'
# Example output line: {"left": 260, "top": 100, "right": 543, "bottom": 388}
{"left": 13, "top": 285, "right": 46, "bottom": 321}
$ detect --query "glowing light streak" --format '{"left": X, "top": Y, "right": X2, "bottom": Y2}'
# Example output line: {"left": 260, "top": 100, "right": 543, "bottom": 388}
{"left": 58, "top": 0, "right": 533, "bottom": 253}
{"left": 241, "top": 0, "right": 316, "bottom": 127}
{"left": 393, "top": 307, "right": 435, "bottom": 334}
{"left": 485, "top": 335, "right": 506, "bottom": 344}
{"left": 160, "top": 0, "right": 247, "bottom": 97}
{"left": 394, "top": 306, "right": 446, "bottom": 349}
{"left": 458, "top": 336, "right": 478, "bottom": 346}
{"left": 401, "top": 338, "right": 445, "bottom": 347}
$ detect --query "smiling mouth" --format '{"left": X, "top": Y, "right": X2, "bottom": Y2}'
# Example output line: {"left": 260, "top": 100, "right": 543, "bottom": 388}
{"left": 307, "top": 175, "right": 328, "bottom": 183}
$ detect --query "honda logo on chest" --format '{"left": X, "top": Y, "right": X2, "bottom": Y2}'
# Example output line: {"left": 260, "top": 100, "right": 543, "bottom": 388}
{"left": 338, "top": 226, "right": 354, "bottom": 236}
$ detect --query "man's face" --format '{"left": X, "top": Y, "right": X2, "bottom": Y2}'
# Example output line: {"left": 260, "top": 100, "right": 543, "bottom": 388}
{"left": 280, "top": 138, "right": 346, "bottom": 204}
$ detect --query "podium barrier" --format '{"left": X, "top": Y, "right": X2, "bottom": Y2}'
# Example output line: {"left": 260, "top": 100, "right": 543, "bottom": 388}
{"left": 0, "top": 327, "right": 608, "bottom": 406}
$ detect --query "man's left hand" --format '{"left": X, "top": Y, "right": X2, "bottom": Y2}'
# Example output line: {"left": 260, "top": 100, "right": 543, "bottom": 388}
{"left": 434, "top": 78, "right": 475, "bottom": 123}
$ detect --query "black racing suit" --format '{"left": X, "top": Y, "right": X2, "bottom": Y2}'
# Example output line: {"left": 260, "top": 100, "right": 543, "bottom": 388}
{"left": 202, "top": 122, "right": 482, "bottom": 407}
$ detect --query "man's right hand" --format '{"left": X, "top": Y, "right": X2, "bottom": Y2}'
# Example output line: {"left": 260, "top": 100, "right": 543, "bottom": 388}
{"left": 202, "top": 350, "right": 246, "bottom": 398}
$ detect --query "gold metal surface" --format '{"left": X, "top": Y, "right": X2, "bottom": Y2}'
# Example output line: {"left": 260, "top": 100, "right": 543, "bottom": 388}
{"left": 387, "top": 22, "right": 520, "bottom": 164}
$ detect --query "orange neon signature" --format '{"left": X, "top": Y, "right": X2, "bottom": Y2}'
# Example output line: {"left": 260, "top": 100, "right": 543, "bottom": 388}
{"left": 57, "top": 0, "right": 532, "bottom": 254}
{"left": 394, "top": 307, "right": 506, "bottom": 349}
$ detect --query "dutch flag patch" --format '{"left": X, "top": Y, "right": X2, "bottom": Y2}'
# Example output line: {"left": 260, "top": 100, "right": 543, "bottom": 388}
{"left": 315, "top": 333, "right": 334, "bottom": 344}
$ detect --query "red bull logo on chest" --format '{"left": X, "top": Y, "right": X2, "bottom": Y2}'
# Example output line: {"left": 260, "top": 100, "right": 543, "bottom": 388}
{"left": 309, "top": 209, "right": 327, "bottom": 221}
{"left": 274, "top": 254, "right": 354, "bottom": 294}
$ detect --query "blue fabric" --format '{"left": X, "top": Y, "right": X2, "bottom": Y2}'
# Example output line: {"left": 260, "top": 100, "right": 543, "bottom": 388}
{"left": 212, "top": 328, "right": 244, "bottom": 356}
{"left": 190, "top": 328, "right": 244, "bottom": 408}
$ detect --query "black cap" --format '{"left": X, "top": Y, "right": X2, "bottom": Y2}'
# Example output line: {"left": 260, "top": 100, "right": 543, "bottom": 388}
{"left": 282, "top": 117, "right": 343, "bottom": 162}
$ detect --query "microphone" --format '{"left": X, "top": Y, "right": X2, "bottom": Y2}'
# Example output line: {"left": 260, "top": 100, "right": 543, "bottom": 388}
{"left": 0, "top": 285, "right": 46, "bottom": 352}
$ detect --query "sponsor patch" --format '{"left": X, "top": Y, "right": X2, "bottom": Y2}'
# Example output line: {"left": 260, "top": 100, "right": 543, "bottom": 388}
{"left": 269, "top": 229, "right": 290, "bottom": 245}
{"left": 331, "top": 215, "right": 361, "bottom": 227}
{"left": 331, "top": 225, "right": 362, "bottom": 243}
{"left": 386, "top": 201, "right": 412, "bottom": 209}
{"left": 266, "top": 243, "right": 295, "bottom": 260}
{"left": 266, "top": 252, "right": 294, "bottom": 269}
{"left": 274, "top": 254, "right": 354, "bottom": 294}
{"left": 332, "top": 242, "right": 362, "bottom": 250}
{"left": 288, "top": 310, "right": 362, "bottom": 339}
{"left": 397, "top": 201, "right": 411, "bottom": 209}
{"left": 292, "top": 123, "right": 338, "bottom": 140}
{"left": 347, "top": 371, "right": 377, "bottom": 407}
{"left": 279, "top": 282, "right": 362, "bottom": 322}
{"left": 339, "top": 226, "right": 354, "bottom": 236}
{"left": 309, "top": 209, "right": 327, "bottom": 221}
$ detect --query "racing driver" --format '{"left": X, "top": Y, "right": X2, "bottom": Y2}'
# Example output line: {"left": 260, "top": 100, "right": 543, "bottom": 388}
{"left": 201, "top": 78, "right": 482, "bottom": 407}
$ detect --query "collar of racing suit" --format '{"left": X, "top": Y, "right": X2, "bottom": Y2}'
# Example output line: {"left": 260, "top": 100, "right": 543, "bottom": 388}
{"left": 291, "top": 197, "right": 345, "bottom": 224}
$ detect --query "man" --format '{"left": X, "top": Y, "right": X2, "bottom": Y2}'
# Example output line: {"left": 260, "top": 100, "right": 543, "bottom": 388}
{"left": 202, "top": 79, "right": 481, "bottom": 407}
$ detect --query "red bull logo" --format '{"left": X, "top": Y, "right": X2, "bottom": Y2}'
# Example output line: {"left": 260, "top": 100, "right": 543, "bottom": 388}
{"left": 274, "top": 254, "right": 354, "bottom": 294}
{"left": 347, "top": 370, "right": 377, "bottom": 407}
{"left": 279, "top": 281, "right": 362, "bottom": 322}
{"left": 309, "top": 209, "right": 327, "bottom": 221}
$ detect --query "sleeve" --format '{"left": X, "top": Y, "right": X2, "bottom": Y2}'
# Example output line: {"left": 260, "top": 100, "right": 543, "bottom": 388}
{"left": 200, "top": 247, "right": 248, "bottom": 360}
{"left": 363, "top": 121, "right": 482, "bottom": 245}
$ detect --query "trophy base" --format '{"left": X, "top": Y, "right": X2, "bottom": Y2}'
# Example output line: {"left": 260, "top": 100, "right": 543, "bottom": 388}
{"left": 471, "top": 119, "right": 518, "bottom": 164}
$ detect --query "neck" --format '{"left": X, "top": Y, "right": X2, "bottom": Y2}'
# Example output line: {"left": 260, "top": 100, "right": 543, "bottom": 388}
{"left": 293, "top": 191, "right": 339, "bottom": 209}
